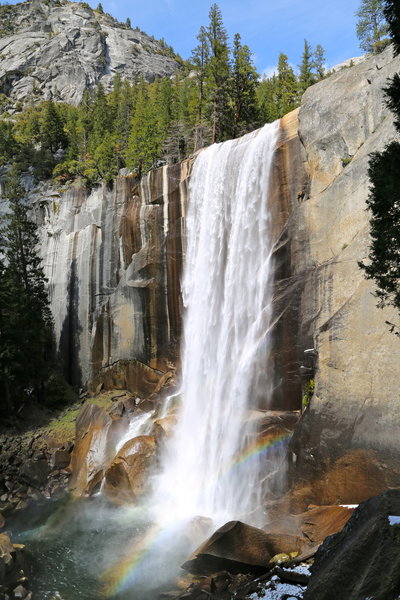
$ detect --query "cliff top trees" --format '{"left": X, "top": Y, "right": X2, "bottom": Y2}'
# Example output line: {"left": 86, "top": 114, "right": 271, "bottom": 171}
{"left": 232, "top": 33, "right": 259, "bottom": 138}
{"left": 356, "top": 0, "right": 389, "bottom": 52}
{"left": 0, "top": 4, "right": 330, "bottom": 184}
{"left": 206, "top": 3, "right": 232, "bottom": 142}
{"left": 299, "top": 39, "right": 315, "bottom": 94}
{"left": 276, "top": 53, "right": 298, "bottom": 116}
{"left": 313, "top": 44, "right": 326, "bottom": 80}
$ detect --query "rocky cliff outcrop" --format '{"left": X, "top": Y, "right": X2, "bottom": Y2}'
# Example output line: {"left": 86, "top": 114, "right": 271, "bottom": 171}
{"left": 282, "top": 45, "right": 400, "bottom": 506}
{"left": 0, "top": 0, "right": 181, "bottom": 107}
{"left": 36, "top": 160, "right": 191, "bottom": 391}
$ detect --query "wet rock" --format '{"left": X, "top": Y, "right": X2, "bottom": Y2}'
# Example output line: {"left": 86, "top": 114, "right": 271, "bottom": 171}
{"left": 108, "top": 397, "right": 136, "bottom": 419}
{"left": 103, "top": 435, "right": 157, "bottom": 504}
{"left": 93, "top": 360, "right": 164, "bottom": 399}
{"left": 0, "top": 534, "right": 13, "bottom": 567}
{"left": 182, "top": 521, "right": 308, "bottom": 576}
{"left": 0, "top": 515, "right": 4, "bottom": 529}
{"left": 153, "top": 416, "right": 177, "bottom": 445}
{"left": 137, "top": 399, "right": 155, "bottom": 413}
{"left": 50, "top": 450, "right": 71, "bottom": 470}
{"left": 69, "top": 402, "right": 130, "bottom": 496}
{"left": 304, "top": 489, "right": 400, "bottom": 600}
{"left": 12, "top": 585, "right": 29, "bottom": 599}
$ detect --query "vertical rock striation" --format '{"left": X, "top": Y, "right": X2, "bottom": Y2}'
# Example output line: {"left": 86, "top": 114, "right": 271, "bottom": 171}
{"left": 37, "top": 160, "right": 192, "bottom": 393}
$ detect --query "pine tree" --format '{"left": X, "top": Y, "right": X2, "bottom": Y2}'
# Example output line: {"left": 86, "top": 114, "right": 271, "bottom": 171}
{"left": 77, "top": 88, "right": 93, "bottom": 156}
{"left": 96, "top": 3, "right": 103, "bottom": 13}
{"left": 299, "top": 39, "right": 315, "bottom": 94}
{"left": 0, "top": 164, "right": 53, "bottom": 411}
{"left": 206, "top": 3, "right": 232, "bottom": 142}
{"left": 276, "top": 53, "right": 298, "bottom": 117}
{"left": 313, "top": 44, "right": 326, "bottom": 80}
{"left": 232, "top": 33, "right": 259, "bottom": 137}
{"left": 40, "top": 100, "right": 67, "bottom": 154}
{"left": 0, "top": 120, "right": 18, "bottom": 165}
{"left": 125, "top": 80, "right": 161, "bottom": 176}
{"left": 90, "top": 82, "right": 112, "bottom": 150}
{"left": 126, "top": 17, "right": 131, "bottom": 28}
{"left": 356, "top": 0, "right": 389, "bottom": 53}
{"left": 191, "top": 25, "right": 211, "bottom": 149}
{"left": 257, "top": 74, "right": 280, "bottom": 124}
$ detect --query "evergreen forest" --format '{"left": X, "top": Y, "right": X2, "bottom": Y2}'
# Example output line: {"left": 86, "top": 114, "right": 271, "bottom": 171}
{"left": 0, "top": 4, "right": 327, "bottom": 186}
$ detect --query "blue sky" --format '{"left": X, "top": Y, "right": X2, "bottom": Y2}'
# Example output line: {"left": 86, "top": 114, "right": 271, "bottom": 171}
{"left": 100, "top": 0, "right": 363, "bottom": 74}
{"left": 10, "top": 0, "right": 363, "bottom": 75}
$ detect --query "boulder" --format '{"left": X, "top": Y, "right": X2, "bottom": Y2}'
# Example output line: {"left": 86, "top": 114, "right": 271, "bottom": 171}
{"left": 69, "top": 402, "right": 129, "bottom": 496}
{"left": 153, "top": 416, "right": 177, "bottom": 445}
{"left": 0, "top": 533, "right": 13, "bottom": 567}
{"left": 102, "top": 435, "right": 157, "bottom": 504}
{"left": 108, "top": 397, "right": 136, "bottom": 419}
{"left": 50, "top": 450, "right": 71, "bottom": 470}
{"left": 304, "top": 489, "right": 400, "bottom": 600}
{"left": 265, "top": 505, "right": 354, "bottom": 545}
{"left": 182, "top": 521, "right": 308, "bottom": 576}
{"left": 0, "top": 533, "right": 27, "bottom": 589}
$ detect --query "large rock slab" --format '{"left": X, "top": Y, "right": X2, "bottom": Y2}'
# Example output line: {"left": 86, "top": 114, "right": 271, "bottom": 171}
{"left": 304, "top": 489, "right": 400, "bottom": 600}
{"left": 283, "top": 45, "right": 400, "bottom": 505}
{"left": 182, "top": 520, "right": 307, "bottom": 576}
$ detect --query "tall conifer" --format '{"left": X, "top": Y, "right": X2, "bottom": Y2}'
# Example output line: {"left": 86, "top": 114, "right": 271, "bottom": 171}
{"left": 0, "top": 164, "right": 53, "bottom": 410}
{"left": 232, "top": 33, "right": 259, "bottom": 137}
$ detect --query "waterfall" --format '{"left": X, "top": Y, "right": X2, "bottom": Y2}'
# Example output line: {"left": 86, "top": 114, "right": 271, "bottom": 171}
{"left": 153, "top": 121, "right": 280, "bottom": 527}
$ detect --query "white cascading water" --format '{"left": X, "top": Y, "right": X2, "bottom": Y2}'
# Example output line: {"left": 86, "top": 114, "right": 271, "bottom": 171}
{"left": 153, "top": 121, "right": 280, "bottom": 527}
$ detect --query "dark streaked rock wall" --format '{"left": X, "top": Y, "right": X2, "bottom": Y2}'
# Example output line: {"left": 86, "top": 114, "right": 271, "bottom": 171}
{"left": 37, "top": 160, "right": 192, "bottom": 394}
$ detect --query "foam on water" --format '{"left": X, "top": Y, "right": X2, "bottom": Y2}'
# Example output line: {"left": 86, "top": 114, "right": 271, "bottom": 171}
{"left": 152, "top": 122, "right": 280, "bottom": 526}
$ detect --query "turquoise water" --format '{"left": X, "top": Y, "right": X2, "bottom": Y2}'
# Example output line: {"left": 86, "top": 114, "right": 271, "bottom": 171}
{"left": 6, "top": 496, "right": 188, "bottom": 599}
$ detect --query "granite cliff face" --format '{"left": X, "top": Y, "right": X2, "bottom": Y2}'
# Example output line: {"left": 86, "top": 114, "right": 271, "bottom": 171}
{"left": 0, "top": 0, "right": 181, "bottom": 107}
{"left": 36, "top": 161, "right": 190, "bottom": 393}
{"left": 282, "top": 45, "right": 400, "bottom": 506}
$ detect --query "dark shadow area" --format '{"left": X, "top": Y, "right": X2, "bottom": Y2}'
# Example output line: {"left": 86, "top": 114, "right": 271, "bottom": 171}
{"left": 59, "top": 258, "right": 82, "bottom": 390}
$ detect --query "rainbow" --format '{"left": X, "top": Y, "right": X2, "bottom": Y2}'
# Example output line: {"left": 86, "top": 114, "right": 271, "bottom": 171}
{"left": 102, "top": 430, "right": 293, "bottom": 597}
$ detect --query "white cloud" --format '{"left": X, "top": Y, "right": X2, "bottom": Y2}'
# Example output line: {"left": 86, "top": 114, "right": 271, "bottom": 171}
{"left": 261, "top": 65, "right": 277, "bottom": 79}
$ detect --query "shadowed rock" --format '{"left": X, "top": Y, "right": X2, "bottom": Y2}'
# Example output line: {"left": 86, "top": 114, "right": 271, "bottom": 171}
{"left": 182, "top": 521, "right": 308, "bottom": 576}
{"left": 304, "top": 489, "right": 400, "bottom": 600}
